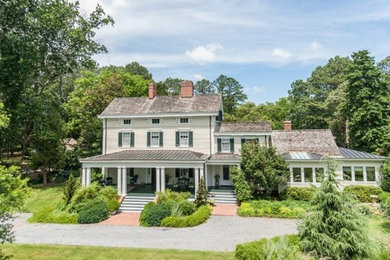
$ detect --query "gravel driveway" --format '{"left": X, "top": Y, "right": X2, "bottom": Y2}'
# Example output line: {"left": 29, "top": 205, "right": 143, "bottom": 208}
{"left": 12, "top": 213, "right": 298, "bottom": 251}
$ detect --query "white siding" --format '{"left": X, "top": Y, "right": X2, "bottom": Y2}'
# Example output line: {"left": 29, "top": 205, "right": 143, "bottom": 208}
{"left": 213, "top": 135, "right": 270, "bottom": 154}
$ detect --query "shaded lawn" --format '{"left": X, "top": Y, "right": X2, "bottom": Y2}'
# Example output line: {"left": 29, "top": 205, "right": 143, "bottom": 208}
{"left": 368, "top": 215, "right": 390, "bottom": 244}
{"left": 0, "top": 244, "right": 234, "bottom": 260}
{"left": 22, "top": 184, "right": 63, "bottom": 213}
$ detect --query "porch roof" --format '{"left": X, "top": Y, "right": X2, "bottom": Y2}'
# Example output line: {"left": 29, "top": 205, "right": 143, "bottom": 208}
{"left": 80, "top": 150, "right": 208, "bottom": 162}
{"left": 208, "top": 153, "right": 241, "bottom": 163}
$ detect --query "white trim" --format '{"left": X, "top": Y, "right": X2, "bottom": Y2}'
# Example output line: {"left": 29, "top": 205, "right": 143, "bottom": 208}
{"left": 214, "top": 132, "right": 272, "bottom": 136}
{"left": 221, "top": 138, "right": 231, "bottom": 153}
{"left": 98, "top": 112, "right": 219, "bottom": 119}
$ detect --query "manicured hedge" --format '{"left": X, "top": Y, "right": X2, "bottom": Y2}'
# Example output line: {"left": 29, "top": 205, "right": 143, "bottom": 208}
{"left": 29, "top": 206, "right": 78, "bottom": 224}
{"left": 161, "top": 205, "right": 212, "bottom": 228}
{"left": 284, "top": 187, "right": 316, "bottom": 201}
{"left": 238, "top": 200, "right": 309, "bottom": 218}
{"left": 140, "top": 203, "right": 171, "bottom": 227}
{"left": 343, "top": 185, "right": 383, "bottom": 202}
{"left": 77, "top": 199, "right": 110, "bottom": 224}
{"left": 235, "top": 235, "right": 300, "bottom": 260}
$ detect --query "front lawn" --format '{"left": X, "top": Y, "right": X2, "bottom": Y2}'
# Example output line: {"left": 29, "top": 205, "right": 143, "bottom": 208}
{"left": 0, "top": 244, "right": 234, "bottom": 260}
{"left": 22, "top": 184, "right": 63, "bottom": 213}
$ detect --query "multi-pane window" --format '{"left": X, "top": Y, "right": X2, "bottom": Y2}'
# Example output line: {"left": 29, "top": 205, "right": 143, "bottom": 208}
{"left": 355, "top": 166, "right": 364, "bottom": 181}
{"left": 123, "top": 119, "right": 132, "bottom": 125}
{"left": 292, "top": 168, "right": 301, "bottom": 182}
{"left": 366, "top": 167, "right": 376, "bottom": 182}
{"left": 315, "top": 168, "right": 324, "bottom": 182}
{"left": 304, "top": 168, "right": 313, "bottom": 182}
{"left": 343, "top": 166, "right": 352, "bottom": 181}
{"left": 179, "top": 131, "right": 189, "bottom": 147}
{"left": 180, "top": 118, "right": 189, "bottom": 124}
{"left": 221, "top": 139, "right": 231, "bottom": 153}
{"left": 122, "top": 132, "right": 131, "bottom": 147}
{"left": 151, "top": 132, "right": 160, "bottom": 147}
{"left": 151, "top": 118, "right": 160, "bottom": 124}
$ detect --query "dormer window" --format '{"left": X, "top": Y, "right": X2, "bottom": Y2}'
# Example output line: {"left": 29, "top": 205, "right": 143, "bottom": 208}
{"left": 151, "top": 118, "right": 160, "bottom": 125}
{"left": 123, "top": 119, "right": 132, "bottom": 125}
{"left": 179, "top": 118, "right": 189, "bottom": 124}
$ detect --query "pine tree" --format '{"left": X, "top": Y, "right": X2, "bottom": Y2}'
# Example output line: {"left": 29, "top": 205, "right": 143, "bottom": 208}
{"left": 299, "top": 159, "right": 372, "bottom": 259}
{"left": 63, "top": 174, "right": 79, "bottom": 206}
{"left": 194, "top": 177, "right": 208, "bottom": 207}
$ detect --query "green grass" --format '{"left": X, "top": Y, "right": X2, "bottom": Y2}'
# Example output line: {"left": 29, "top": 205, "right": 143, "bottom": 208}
{"left": 0, "top": 244, "right": 234, "bottom": 260}
{"left": 22, "top": 184, "right": 63, "bottom": 213}
{"left": 368, "top": 215, "right": 390, "bottom": 244}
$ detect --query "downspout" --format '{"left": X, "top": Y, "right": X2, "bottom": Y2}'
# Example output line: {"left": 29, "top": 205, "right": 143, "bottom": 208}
{"left": 209, "top": 116, "right": 212, "bottom": 155}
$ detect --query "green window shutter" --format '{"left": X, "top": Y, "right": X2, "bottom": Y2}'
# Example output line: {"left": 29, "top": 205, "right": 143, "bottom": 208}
{"left": 189, "top": 131, "right": 193, "bottom": 147}
{"left": 175, "top": 131, "right": 180, "bottom": 147}
{"left": 147, "top": 132, "right": 151, "bottom": 147}
{"left": 241, "top": 138, "right": 246, "bottom": 146}
{"left": 159, "top": 132, "right": 163, "bottom": 147}
{"left": 217, "top": 138, "right": 221, "bottom": 153}
{"left": 230, "top": 138, "right": 234, "bottom": 153}
{"left": 118, "top": 132, "right": 122, "bottom": 147}
{"left": 218, "top": 110, "right": 223, "bottom": 121}
{"left": 130, "top": 132, "right": 135, "bottom": 147}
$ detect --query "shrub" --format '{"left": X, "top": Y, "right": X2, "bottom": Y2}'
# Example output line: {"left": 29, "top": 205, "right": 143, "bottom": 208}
{"left": 77, "top": 199, "right": 110, "bottom": 224}
{"left": 343, "top": 185, "right": 383, "bottom": 202}
{"left": 161, "top": 205, "right": 212, "bottom": 228}
{"left": 178, "top": 200, "right": 196, "bottom": 216}
{"left": 378, "top": 192, "right": 390, "bottom": 202}
{"left": 29, "top": 206, "right": 78, "bottom": 224}
{"left": 68, "top": 183, "right": 100, "bottom": 212}
{"left": 63, "top": 174, "right": 79, "bottom": 206}
{"left": 194, "top": 177, "right": 208, "bottom": 207}
{"left": 237, "top": 200, "right": 309, "bottom": 218}
{"left": 98, "top": 186, "right": 119, "bottom": 212}
{"left": 231, "top": 166, "right": 252, "bottom": 202}
{"left": 284, "top": 187, "right": 315, "bottom": 201}
{"left": 155, "top": 189, "right": 191, "bottom": 204}
{"left": 235, "top": 235, "right": 300, "bottom": 260}
{"left": 106, "top": 199, "right": 120, "bottom": 213}
{"left": 139, "top": 203, "right": 171, "bottom": 227}
{"left": 380, "top": 158, "right": 390, "bottom": 192}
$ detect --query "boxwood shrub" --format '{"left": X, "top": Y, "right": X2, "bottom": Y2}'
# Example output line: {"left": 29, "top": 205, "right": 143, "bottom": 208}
{"left": 77, "top": 199, "right": 110, "bottom": 224}
{"left": 343, "top": 185, "right": 383, "bottom": 202}
{"left": 140, "top": 203, "right": 171, "bottom": 227}
{"left": 238, "top": 200, "right": 309, "bottom": 218}
{"left": 283, "top": 187, "right": 316, "bottom": 201}
{"left": 29, "top": 206, "right": 78, "bottom": 224}
{"left": 177, "top": 200, "right": 196, "bottom": 216}
{"left": 161, "top": 205, "right": 212, "bottom": 228}
{"left": 235, "top": 235, "right": 300, "bottom": 260}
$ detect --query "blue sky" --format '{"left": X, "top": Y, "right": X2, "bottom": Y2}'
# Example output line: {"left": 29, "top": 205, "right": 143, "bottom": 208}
{"left": 80, "top": 0, "right": 390, "bottom": 104}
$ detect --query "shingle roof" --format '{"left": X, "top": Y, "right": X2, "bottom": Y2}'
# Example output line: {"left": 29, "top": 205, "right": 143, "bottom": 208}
{"left": 339, "top": 147, "right": 385, "bottom": 159}
{"left": 208, "top": 153, "right": 241, "bottom": 162}
{"left": 272, "top": 129, "right": 340, "bottom": 156}
{"left": 99, "top": 94, "right": 222, "bottom": 116}
{"left": 81, "top": 150, "right": 208, "bottom": 162}
{"left": 215, "top": 121, "right": 272, "bottom": 133}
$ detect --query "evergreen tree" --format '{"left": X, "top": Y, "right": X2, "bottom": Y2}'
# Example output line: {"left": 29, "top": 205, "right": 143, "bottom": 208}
{"left": 299, "top": 159, "right": 372, "bottom": 259}
{"left": 212, "top": 75, "right": 247, "bottom": 114}
{"left": 344, "top": 50, "right": 390, "bottom": 155}
{"left": 194, "top": 177, "right": 208, "bottom": 207}
{"left": 63, "top": 174, "right": 79, "bottom": 206}
{"left": 380, "top": 158, "right": 390, "bottom": 192}
{"left": 194, "top": 79, "right": 215, "bottom": 94}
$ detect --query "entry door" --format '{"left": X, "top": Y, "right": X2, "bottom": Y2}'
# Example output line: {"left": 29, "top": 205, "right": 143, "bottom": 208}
{"left": 151, "top": 168, "right": 156, "bottom": 190}
{"left": 220, "top": 165, "right": 233, "bottom": 186}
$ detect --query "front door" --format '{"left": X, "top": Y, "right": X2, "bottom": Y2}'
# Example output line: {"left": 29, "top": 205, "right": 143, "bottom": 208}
{"left": 220, "top": 165, "right": 233, "bottom": 186}
{"left": 151, "top": 168, "right": 156, "bottom": 190}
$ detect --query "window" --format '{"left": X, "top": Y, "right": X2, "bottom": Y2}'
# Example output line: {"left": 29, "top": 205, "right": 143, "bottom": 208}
{"left": 223, "top": 165, "right": 230, "bottom": 180}
{"left": 123, "top": 119, "right": 132, "bottom": 125}
{"left": 315, "top": 168, "right": 324, "bottom": 183}
{"left": 122, "top": 132, "right": 131, "bottom": 147}
{"left": 292, "top": 168, "right": 301, "bottom": 182}
{"left": 180, "top": 118, "right": 189, "bottom": 124}
{"left": 151, "top": 132, "right": 160, "bottom": 147}
{"left": 304, "top": 168, "right": 313, "bottom": 182}
{"left": 366, "top": 167, "right": 376, "bottom": 182}
{"left": 355, "top": 166, "right": 364, "bottom": 181}
{"left": 151, "top": 118, "right": 160, "bottom": 124}
{"left": 179, "top": 131, "right": 189, "bottom": 147}
{"left": 343, "top": 166, "right": 352, "bottom": 181}
{"left": 221, "top": 139, "right": 231, "bottom": 153}
{"left": 119, "top": 132, "right": 134, "bottom": 147}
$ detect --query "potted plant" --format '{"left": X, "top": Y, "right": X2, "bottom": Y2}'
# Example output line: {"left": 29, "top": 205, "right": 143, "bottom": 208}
{"left": 215, "top": 174, "right": 220, "bottom": 189}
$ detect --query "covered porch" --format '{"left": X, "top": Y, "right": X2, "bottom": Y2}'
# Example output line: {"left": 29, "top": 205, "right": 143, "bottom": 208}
{"left": 206, "top": 153, "right": 241, "bottom": 189}
{"left": 79, "top": 150, "right": 208, "bottom": 196}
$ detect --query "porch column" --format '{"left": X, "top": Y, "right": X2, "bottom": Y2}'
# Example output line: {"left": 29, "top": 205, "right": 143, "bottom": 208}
{"left": 81, "top": 167, "right": 86, "bottom": 187}
{"left": 199, "top": 166, "right": 204, "bottom": 181}
{"left": 156, "top": 168, "right": 161, "bottom": 192}
{"left": 122, "top": 167, "right": 127, "bottom": 195}
{"left": 212, "top": 166, "right": 216, "bottom": 186}
{"left": 204, "top": 165, "right": 208, "bottom": 189}
{"left": 195, "top": 168, "right": 199, "bottom": 194}
{"left": 102, "top": 167, "right": 106, "bottom": 181}
{"left": 86, "top": 167, "right": 91, "bottom": 187}
{"left": 117, "top": 167, "right": 122, "bottom": 195}
{"left": 161, "top": 168, "right": 165, "bottom": 192}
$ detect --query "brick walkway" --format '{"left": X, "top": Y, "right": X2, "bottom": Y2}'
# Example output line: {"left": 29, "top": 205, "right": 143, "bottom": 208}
{"left": 99, "top": 212, "right": 140, "bottom": 226}
{"left": 212, "top": 204, "right": 238, "bottom": 216}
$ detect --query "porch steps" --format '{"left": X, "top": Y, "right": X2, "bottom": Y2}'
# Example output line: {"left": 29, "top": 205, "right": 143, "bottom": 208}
{"left": 119, "top": 194, "right": 155, "bottom": 212}
{"left": 208, "top": 189, "right": 237, "bottom": 205}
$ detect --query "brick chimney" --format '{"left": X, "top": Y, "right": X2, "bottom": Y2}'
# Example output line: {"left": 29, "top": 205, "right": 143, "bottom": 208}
{"left": 149, "top": 82, "right": 156, "bottom": 99}
{"left": 283, "top": 120, "right": 292, "bottom": 131}
{"left": 180, "top": 80, "right": 194, "bottom": 98}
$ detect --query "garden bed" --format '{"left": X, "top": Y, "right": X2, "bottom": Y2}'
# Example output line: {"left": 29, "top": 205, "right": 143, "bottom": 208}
{"left": 237, "top": 200, "right": 309, "bottom": 218}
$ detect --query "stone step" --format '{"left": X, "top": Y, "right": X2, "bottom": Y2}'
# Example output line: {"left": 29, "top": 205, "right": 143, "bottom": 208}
{"left": 121, "top": 201, "right": 151, "bottom": 205}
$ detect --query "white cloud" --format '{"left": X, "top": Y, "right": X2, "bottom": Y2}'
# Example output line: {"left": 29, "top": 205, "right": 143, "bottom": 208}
{"left": 193, "top": 74, "right": 204, "bottom": 81}
{"left": 253, "top": 86, "right": 263, "bottom": 93}
{"left": 310, "top": 41, "right": 322, "bottom": 50}
{"left": 186, "top": 43, "right": 222, "bottom": 63}
{"left": 271, "top": 48, "right": 293, "bottom": 59}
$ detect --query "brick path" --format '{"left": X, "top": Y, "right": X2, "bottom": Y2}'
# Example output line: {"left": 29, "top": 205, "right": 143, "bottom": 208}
{"left": 212, "top": 204, "right": 238, "bottom": 216}
{"left": 99, "top": 212, "right": 140, "bottom": 226}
